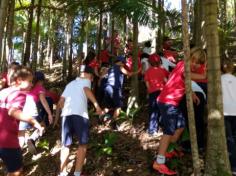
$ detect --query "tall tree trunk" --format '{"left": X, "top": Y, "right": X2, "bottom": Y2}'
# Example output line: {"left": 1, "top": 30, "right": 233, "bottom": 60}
{"left": 6, "top": 0, "right": 15, "bottom": 64}
{"left": 123, "top": 16, "right": 127, "bottom": 44}
{"left": 46, "top": 11, "right": 51, "bottom": 65}
{"left": 23, "top": 0, "right": 35, "bottom": 66}
{"left": 111, "top": 14, "right": 115, "bottom": 56}
{"left": 193, "top": 0, "right": 204, "bottom": 47}
{"left": 0, "top": 0, "right": 8, "bottom": 67}
{"left": 97, "top": 8, "right": 103, "bottom": 62}
{"left": 156, "top": 0, "right": 164, "bottom": 53}
{"left": 63, "top": 14, "right": 71, "bottom": 81}
{"left": 204, "top": 0, "right": 231, "bottom": 175}
{"left": 32, "top": 0, "right": 42, "bottom": 71}
{"left": 127, "top": 17, "right": 139, "bottom": 116}
{"left": 182, "top": 0, "right": 201, "bottom": 175}
{"left": 235, "top": 0, "right": 236, "bottom": 25}
{"left": 68, "top": 17, "right": 73, "bottom": 80}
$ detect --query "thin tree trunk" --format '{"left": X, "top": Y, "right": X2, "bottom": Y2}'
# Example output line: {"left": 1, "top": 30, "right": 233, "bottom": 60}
{"left": 23, "top": 0, "right": 35, "bottom": 66}
{"left": 156, "top": 0, "right": 163, "bottom": 53}
{"left": 204, "top": 0, "right": 231, "bottom": 175}
{"left": 123, "top": 16, "right": 127, "bottom": 44}
{"left": 0, "top": 0, "right": 8, "bottom": 67}
{"left": 182, "top": 0, "right": 201, "bottom": 175}
{"left": 32, "top": 0, "right": 42, "bottom": 71}
{"left": 46, "top": 11, "right": 51, "bottom": 64}
{"left": 6, "top": 0, "right": 15, "bottom": 64}
{"left": 127, "top": 18, "right": 139, "bottom": 116}
{"left": 68, "top": 17, "right": 73, "bottom": 80}
{"left": 97, "top": 8, "right": 103, "bottom": 62}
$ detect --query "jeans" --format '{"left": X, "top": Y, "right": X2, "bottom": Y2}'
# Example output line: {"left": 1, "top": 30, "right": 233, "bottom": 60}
{"left": 148, "top": 91, "right": 161, "bottom": 134}
{"left": 225, "top": 116, "right": 236, "bottom": 172}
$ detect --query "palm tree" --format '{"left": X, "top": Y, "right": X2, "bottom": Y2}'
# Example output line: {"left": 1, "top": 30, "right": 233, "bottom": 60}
{"left": 204, "top": 0, "right": 231, "bottom": 175}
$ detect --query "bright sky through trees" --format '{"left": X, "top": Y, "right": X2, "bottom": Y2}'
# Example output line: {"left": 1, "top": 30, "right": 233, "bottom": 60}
{"left": 166, "top": 0, "right": 181, "bottom": 10}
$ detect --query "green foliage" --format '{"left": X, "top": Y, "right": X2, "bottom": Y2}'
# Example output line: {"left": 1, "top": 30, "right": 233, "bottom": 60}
{"left": 37, "top": 139, "right": 49, "bottom": 150}
{"left": 98, "top": 132, "right": 118, "bottom": 156}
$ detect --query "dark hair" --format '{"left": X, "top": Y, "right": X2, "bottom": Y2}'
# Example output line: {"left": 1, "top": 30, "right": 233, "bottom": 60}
{"left": 222, "top": 59, "right": 234, "bottom": 73}
{"left": 11, "top": 66, "right": 33, "bottom": 84}
{"left": 84, "top": 51, "right": 96, "bottom": 65}
{"left": 144, "top": 41, "right": 151, "bottom": 48}
{"left": 33, "top": 71, "right": 45, "bottom": 84}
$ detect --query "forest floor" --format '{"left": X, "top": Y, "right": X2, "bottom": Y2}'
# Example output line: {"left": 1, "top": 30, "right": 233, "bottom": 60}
{"left": 0, "top": 64, "right": 200, "bottom": 176}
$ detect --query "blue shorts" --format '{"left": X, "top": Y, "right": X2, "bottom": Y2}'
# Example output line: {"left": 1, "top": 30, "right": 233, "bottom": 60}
{"left": 61, "top": 115, "right": 89, "bottom": 146}
{"left": 157, "top": 102, "right": 185, "bottom": 135}
{"left": 0, "top": 148, "right": 23, "bottom": 172}
{"left": 19, "top": 115, "right": 41, "bottom": 130}
{"left": 103, "top": 85, "right": 123, "bottom": 108}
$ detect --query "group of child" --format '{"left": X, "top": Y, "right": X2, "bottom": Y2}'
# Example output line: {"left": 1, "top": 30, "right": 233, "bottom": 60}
{"left": 0, "top": 35, "right": 236, "bottom": 176}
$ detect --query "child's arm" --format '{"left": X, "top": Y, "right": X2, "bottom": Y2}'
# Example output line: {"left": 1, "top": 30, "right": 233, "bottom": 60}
{"left": 84, "top": 87, "right": 103, "bottom": 115}
{"left": 53, "top": 97, "right": 65, "bottom": 128}
{"left": 9, "top": 108, "right": 44, "bottom": 135}
{"left": 145, "top": 81, "right": 150, "bottom": 91}
{"left": 39, "top": 93, "right": 53, "bottom": 124}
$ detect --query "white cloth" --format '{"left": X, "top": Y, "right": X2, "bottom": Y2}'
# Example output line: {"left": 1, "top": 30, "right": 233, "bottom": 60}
{"left": 160, "top": 56, "right": 176, "bottom": 72}
{"left": 143, "top": 47, "right": 152, "bottom": 54}
{"left": 23, "top": 96, "right": 38, "bottom": 117}
{"left": 221, "top": 73, "right": 236, "bottom": 116}
{"left": 141, "top": 58, "right": 150, "bottom": 74}
{"left": 191, "top": 81, "right": 206, "bottom": 100}
{"left": 61, "top": 77, "right": 91, "bottom": 119}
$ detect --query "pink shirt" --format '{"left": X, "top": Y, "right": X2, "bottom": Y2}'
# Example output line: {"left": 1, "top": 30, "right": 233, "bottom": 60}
{"left": 144, "top": 67, "right": 169, "bottom": 93}
{"left": 157, "top": 61, "right": 185, "bottom": 106}
{"left": 0, "top": 87, "right": 26, "bottom": 148}
{"left": 28, "top": 84, "right": 45, "bottom": 102}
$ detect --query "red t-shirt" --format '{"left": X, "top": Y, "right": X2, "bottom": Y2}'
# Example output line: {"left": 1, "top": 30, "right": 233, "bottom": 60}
{"left": 163, "top": 49, "right": 178, "bottom": 63}
{"left": 88, "top": 59, "right": 100, "bottom": 69}
{"left": 192, "top": 64, "right": 207, "bottom": 83}
{"left": 144, "top": 67, "right": 169, "bottom": 93}
{"left": 99, "top": 50, "right": 110, "bottom": 63}
{"left": 28, "top": 84, "right": 45, "bottom": 102}
{"left": 45, "top": 90, "right": 60, "bottom": 104}
{"left": 0, "top": 87, "right": 26, "bottom": 148}
{"left": 124, "top": 56, "right": 142, "bottom": 72}
{"left": 157, "top": 61, "right": 185, "bottom": 106}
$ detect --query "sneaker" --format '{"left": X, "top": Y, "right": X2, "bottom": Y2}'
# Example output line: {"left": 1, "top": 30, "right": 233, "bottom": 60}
{"left": 165, "top": 150, "right": 184, "bottom": 158}
{"left": 153, "top": 162, "right": 177, "bottom": 175}
{"left": 27, "top": 139, "right": 37, "bottom": 155}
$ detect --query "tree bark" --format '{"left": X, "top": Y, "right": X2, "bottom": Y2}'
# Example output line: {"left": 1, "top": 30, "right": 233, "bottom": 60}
{"left": 6, "top": 0, "right": 15, "bottom": 64}
{"left": 204, "top": 0, "right": 231, "bottom": 175}
{"left": 156, "top": 0, "right": 163, "bottom": 53}
{"left": 0, "top": 0, "right": 8, "bottom": 67}
{"left": 23, "top": 0, "right": 35, "bottom": 66}
{"left": 32, "top": 0, "right": 42, "bottom": 71}
{"left": 97, "top": 8, "right": 103, "bottom": 62}
{"left": 182, "top": 0, "right": 201, "bottom": 175}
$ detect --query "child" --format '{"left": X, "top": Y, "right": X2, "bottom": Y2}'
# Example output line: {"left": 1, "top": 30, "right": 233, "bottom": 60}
{"left": 102, "top": 56, "right": 134, "bottom": 122}
{"left": 56, "top": 65, "right": 103, "bottom": 176}
{"left": 153, "top": 47, "right": 206, "bottom": 175}
{"left": 221, "top": 59, "right": 236, "bottom": 175}
{"left": 0, "top": 66, "right": 44, "bottom": 176}
{"left": 18, "top": 71, "right": 53, "bottom": 154}
{"left": 144, "top": 54, "right": 169, "bottom": 136}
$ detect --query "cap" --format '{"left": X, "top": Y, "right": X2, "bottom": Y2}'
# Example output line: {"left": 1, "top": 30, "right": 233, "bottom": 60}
{"left": 149, "top": 54, "right": 160, "bottom": 63}
{"left": 35, "top": 71, "right": 45, "bottom": 81}
{"left": 115, "top": 56, "right": 126, "bottom": 63}
{"left": 80, "top": 65, "right": 94, "bottom": 75}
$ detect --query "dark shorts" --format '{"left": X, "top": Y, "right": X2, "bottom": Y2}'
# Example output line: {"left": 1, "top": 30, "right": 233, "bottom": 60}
{"left": 61, "top": 115, "right": 89, "bottom": 146}
{"left": 157, "top": 102, "right": 185, "bottom": 135}
{"left": 103, "top": 85, "right": 123, "bottom": 108}
{"left": 0, "top": 148, "right": 22, "bottom": 173}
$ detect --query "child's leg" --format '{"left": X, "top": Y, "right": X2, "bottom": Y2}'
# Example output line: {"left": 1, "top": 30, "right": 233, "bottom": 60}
{"left": 60, "top": 146, "right": 70, "bottom": 173}
{"left": 170, "top": 128, "right": 185, "bottom": 143}
{"left": 75, "top": 144, "right": 87, "bottom": 172}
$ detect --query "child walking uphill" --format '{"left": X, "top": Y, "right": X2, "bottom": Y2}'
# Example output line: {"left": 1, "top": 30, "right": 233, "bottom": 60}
{"left": 221, "top": 60, "right": 236, "bottom": 175}
{"left": 144, "top": 53, "right": 169, "bottom": 136}
{"left": 18, "top": 71, "right": 53, "bottom": 154}
{"left": 0, "top": 66, "right": 44, "bottom": 176}
{"left": 153, "top": 47, "right": 206, "bottom": 175}
{"left": 56, "top": 66, "right": 103, "bottom": 176}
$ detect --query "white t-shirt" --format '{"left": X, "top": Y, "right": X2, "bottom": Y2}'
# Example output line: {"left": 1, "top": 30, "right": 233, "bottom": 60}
{"left": 221, "top": 73, "right": 236, "bottom": 116}
{"left": 160, "top": 56, "right": 176, "bottom": 72}
{"left": 61, "top": 77, "right": 91, "bottom": 119}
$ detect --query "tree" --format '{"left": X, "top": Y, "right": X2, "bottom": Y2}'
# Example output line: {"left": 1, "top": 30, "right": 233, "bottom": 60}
{"left": 204, "top": 0, "right": 231, "bottom": 175}
{"left": 182, "top": 0, "right": 201, "bottom": 175}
